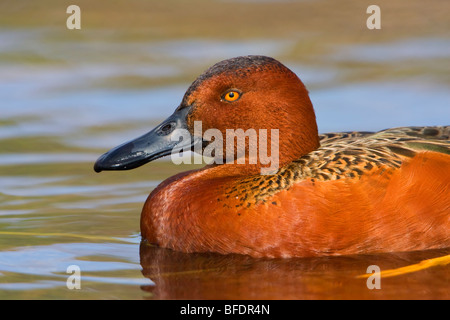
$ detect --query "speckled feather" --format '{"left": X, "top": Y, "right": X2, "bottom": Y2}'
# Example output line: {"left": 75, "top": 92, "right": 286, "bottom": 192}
{"left": 224, "top": 126, "right": 450, "bottom": 207}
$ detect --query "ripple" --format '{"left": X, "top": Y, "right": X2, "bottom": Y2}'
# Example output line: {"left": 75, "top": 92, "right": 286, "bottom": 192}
{"left": 0, "top": 242, "right": 152, "bottom": 290}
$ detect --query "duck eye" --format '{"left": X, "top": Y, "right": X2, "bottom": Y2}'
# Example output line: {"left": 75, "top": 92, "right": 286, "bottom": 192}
{"left": 222, "top": 90, "right": 241, "bottom": 102}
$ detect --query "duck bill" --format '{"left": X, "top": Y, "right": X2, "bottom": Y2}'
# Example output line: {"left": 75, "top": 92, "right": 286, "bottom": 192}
{"left": 94, "top": 107, "right": 194, "bottom": 172}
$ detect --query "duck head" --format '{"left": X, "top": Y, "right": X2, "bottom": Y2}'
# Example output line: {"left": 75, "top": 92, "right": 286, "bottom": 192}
{"left": 94, "top": 55, "right": 320, "bottom": 174}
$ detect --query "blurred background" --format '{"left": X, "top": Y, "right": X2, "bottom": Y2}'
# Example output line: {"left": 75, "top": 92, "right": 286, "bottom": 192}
{"left": 0, "top": 0, "right": 449, "bottom": 299}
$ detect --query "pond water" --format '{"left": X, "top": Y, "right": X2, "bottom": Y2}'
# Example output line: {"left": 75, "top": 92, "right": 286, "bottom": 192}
{"left": 0, "top": 1, "right": 449, "bottom": 300}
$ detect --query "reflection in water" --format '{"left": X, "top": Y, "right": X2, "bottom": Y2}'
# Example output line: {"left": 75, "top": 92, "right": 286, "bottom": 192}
{"left": 139, "top": 242, "right": 450, "bottom": 299}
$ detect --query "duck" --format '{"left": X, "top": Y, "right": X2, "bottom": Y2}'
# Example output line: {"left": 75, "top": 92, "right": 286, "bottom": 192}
{"left": 94, "top": 55, "right": 450, "bottom": 258}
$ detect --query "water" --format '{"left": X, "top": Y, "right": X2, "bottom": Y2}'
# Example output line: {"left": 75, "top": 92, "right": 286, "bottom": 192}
{"left": 0, "top": 0, "right": 449, "bottom": 300}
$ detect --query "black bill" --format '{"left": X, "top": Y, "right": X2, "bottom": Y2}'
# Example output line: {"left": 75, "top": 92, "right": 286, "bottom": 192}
{"left": 94, "top": 107, "right": 196, "bottom": 172}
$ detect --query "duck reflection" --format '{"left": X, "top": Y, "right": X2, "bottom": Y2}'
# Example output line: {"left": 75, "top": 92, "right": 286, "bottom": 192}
{"left": 139, "top": 242, "right": 449, "bottom": 299}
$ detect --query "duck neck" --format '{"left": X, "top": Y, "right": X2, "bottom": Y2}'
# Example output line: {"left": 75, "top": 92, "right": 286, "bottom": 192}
{"left": 271, "top": 96, "right": 321, "bottom": 173}
{"left": 214, "top": 127, "right": 320, "bottom": 177}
